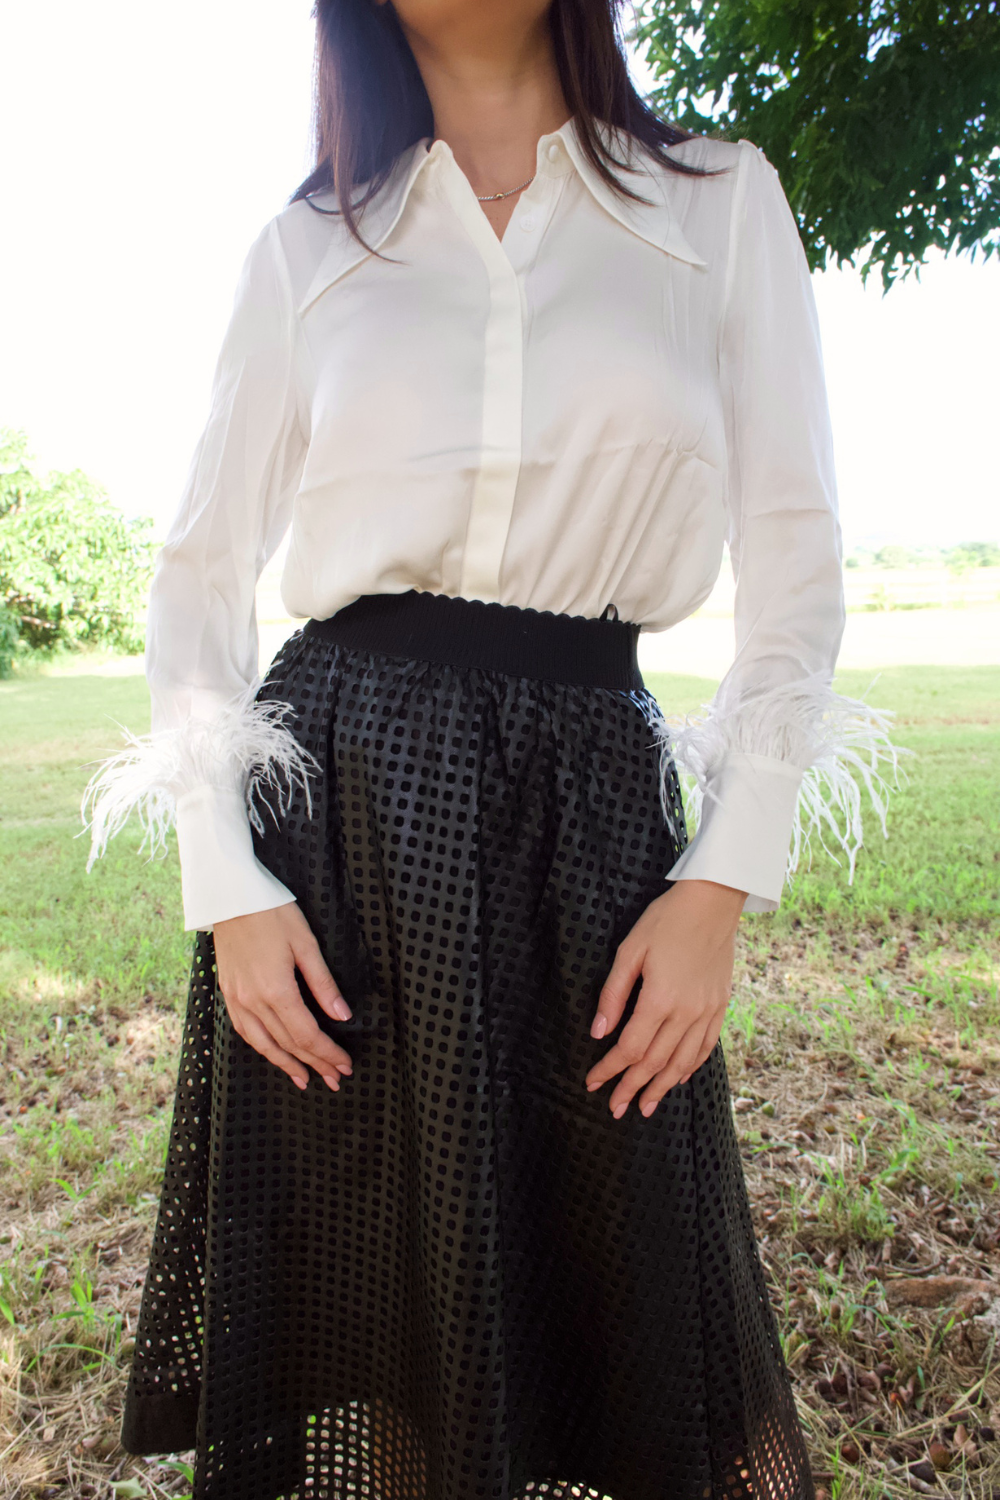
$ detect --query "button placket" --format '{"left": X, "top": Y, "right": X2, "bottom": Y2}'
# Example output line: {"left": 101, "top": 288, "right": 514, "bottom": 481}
{"left": 434, "top": 139, "right": 569, "bottom": 604}
{"left": 434, "top": 153, "right": 525, "bottom": 605}
{"left": 504, "top": 161, "right": 562, "bottom": 259}
{"left": 504, "top": 172, "right": 565, "bottom": 298}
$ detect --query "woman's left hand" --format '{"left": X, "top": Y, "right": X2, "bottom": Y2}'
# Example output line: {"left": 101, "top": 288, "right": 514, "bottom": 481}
{"left": 585, "top": 879, "right": 747, "bottom": 1119}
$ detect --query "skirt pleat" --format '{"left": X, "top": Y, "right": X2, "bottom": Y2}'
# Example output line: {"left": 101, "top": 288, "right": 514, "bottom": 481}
{"left": 121, "top": 598, "right": 814, "bottom": 1500}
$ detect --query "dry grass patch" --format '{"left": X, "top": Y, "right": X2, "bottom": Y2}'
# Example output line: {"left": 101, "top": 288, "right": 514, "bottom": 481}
{"left": 1, "top": 662, "right": 997, "bottom": 1498}
{"left": 728, "top": 920, "right": 1000, "bottom": 1499}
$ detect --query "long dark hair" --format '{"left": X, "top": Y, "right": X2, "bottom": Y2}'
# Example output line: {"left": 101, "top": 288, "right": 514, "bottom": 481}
{"left": 291, "top": 0, "right": 705, "bottom": 243}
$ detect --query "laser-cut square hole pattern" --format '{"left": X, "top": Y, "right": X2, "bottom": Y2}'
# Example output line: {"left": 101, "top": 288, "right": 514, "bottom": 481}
{"left": 123, "top": 629, "right": 813, "bottom": 1500}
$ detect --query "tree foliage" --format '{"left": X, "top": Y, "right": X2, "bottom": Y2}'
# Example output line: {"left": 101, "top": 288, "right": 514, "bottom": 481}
{"left": 944, "top": 538, "right": 1000, "bottom": 570}
{"left": 0, "top": 430, "right": 155, "bottom": 676}
{"left": 635, "top": 0, "right": 1000, "bottom": 285}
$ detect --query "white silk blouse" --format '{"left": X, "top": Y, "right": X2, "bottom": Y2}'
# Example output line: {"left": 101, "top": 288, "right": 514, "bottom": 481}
{"left": 83, "top": 116, "right": 897, "bottom": 931}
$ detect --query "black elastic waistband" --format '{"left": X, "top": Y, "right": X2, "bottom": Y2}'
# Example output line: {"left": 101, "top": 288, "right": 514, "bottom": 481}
{"left": 303, "top": 591, "right": 643, "bottom": 691}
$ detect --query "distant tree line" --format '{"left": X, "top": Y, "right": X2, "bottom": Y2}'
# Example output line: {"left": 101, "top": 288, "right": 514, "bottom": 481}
{"left": 1, "top": 425, "right": 994, "bottom": 681}
{"left": 0, "top": 430, "right": 155, "bottom": 677}
{"left": 845, "top": 541, "right": 1000, "bottom": 570}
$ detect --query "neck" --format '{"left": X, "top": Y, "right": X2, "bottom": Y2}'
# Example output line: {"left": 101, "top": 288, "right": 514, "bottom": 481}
{"left": 400, "top": 11, "right": 570, "bottom": 196}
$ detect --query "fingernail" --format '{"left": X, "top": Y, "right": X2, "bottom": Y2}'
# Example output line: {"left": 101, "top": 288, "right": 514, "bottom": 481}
{"left": 590, "top": 1015, "right": 607, "bottom": 1039}
{"left": 586, "top": 1078, "right": 600, "bottom": 1091}
{"left": 334, "top": 999, "right": 352, "bottom": 1021}
{"left": 613, "top": 1102, "right": 627, "bottom": 1119}
{"left": 295, "top": 1077, "right": 308, "bottom": 1090}
{"left": 640, "top": 1099, "right": 657, "bottom": 1117}
{"left": 338, "top": 1064, "right": 353, "bottom": 1076}
{"left": 323, "top": 1075, "right": 340, "bottom": 1091}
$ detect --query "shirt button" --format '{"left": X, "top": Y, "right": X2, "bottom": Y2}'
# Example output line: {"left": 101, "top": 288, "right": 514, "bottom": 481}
{"left": 546, "top": 143, "right": 560, "bottom": 162}
{"left": 520, "top": 212, "right": 536, "bottom": 231}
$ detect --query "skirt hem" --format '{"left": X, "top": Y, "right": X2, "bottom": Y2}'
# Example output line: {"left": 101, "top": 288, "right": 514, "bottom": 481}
{"left": 121, "top": 1391, "right": 198, "bottom": 1455}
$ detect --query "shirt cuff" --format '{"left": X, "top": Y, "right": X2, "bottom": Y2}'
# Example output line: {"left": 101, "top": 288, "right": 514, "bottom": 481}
{"left": 174, "top": 785, "right": 297, "bottom": 931}
{"left": 666, "top": 751, "right": 804, "bottom": 913}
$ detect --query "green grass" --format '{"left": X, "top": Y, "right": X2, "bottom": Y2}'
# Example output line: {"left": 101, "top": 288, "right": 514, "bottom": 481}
{"left": 2, "top": 663, "right": 996, "bottom": 1019}
{"left": 646, "top": 666, "right": 1000, "bottom": 928}
{"left": 0, "top": 660, "right": 999, "bottom": 1499}
{"left": 0, "top": 672, "right": 189, "bottom": 1014}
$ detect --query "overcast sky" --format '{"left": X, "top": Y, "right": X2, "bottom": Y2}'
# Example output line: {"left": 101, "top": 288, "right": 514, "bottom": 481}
{"left": 2, "top": 0, "right": 997, "bottom": 550}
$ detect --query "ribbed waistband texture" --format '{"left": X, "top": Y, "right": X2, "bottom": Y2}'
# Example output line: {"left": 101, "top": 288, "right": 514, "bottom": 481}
{"left": 303, "top": 591, "right": 643, "bottom": 691}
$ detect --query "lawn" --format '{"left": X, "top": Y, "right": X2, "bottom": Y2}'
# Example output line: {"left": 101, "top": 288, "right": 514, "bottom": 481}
{"left": 1, "top": 659, "right": 998, "bottom": 1500}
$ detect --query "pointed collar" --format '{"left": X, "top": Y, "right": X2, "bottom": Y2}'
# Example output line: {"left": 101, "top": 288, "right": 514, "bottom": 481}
{"left": 557, "top": 117, "right": 706, "bottom": 268}
{"left": 298, "top": 114, "right": 704, "bottom": 315}
{"left": 298, "top": 140, "right": 436, "bottom": 314}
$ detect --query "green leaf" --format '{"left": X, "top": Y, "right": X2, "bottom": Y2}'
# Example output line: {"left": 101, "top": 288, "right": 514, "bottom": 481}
{"left": 632, "top": 0, "right": 1000, "bottom": 285}
{"left": 0, "top": 427, "right": 155, "bottom": 673}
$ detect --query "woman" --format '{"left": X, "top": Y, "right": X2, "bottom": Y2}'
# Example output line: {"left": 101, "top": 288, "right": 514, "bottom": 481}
{"left": 84, "top": 2, "right": 895, "bottom": 1497}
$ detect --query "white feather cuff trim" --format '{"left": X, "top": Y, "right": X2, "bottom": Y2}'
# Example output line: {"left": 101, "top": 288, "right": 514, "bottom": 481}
{"left": 636, "top": 674, "right": 908, "bottom": 881}
{"left": 80, "top": 682, "right": 319, "bottom": 869}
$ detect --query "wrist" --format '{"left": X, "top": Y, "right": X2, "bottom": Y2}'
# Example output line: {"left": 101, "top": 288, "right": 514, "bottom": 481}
{"left": 214, "top": 901, "right": 297, "bottom": 933}
{"left": 669, "top": 877, "right": 747, "bottom": 926}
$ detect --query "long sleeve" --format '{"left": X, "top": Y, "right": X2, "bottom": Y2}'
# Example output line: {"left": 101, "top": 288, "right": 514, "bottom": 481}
{"left": 663, "top": 141, "right": 898, "bottom": 911}
{"left": 82, "top": 216, "right": 314, "bottom": 930}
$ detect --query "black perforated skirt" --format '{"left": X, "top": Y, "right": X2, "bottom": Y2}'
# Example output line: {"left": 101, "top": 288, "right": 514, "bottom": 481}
{"left": 121, "top": 591, "right": 814, "bottom": 1500}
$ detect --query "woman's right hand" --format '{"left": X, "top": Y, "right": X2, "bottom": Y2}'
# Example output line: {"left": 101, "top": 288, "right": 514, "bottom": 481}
{"left": 212, "top": 902, "right": 353, "bottom": 1093}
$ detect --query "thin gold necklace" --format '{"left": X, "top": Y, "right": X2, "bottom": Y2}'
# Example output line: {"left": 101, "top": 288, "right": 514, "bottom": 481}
{"left": 476, "top": 175, "right": 535, "bottom": 203}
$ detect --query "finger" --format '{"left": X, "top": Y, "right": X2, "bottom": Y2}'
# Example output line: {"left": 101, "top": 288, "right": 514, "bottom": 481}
{"left": 267, "top": 1011, "right": 353, "bottom": 1079}
{"left": 637, "top": 1020, "right": 714, "bottom": 1117}
{"left": 292, "top": 926, "right": 351, "bottom": 1023}
{"left": 223, "top": 982, "right": 351, "bottom": 1076}
{"left": 265, "top": 999, "right": 354, "bottom": 1077}
{"left": 664, "top": 1003, "right": 727, "bottom": 1093}
{"left": 585, "top": 995, "right": 668, "bottom": 1092}
{"left": 238, "top": 1011, "right": 315, "bottom": 1091}
{"left": 590, "top": 938, "right": 644, "bottom": 1040}
{"left": 606, "top": 1014, "right": 700, "bottom": 1115}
